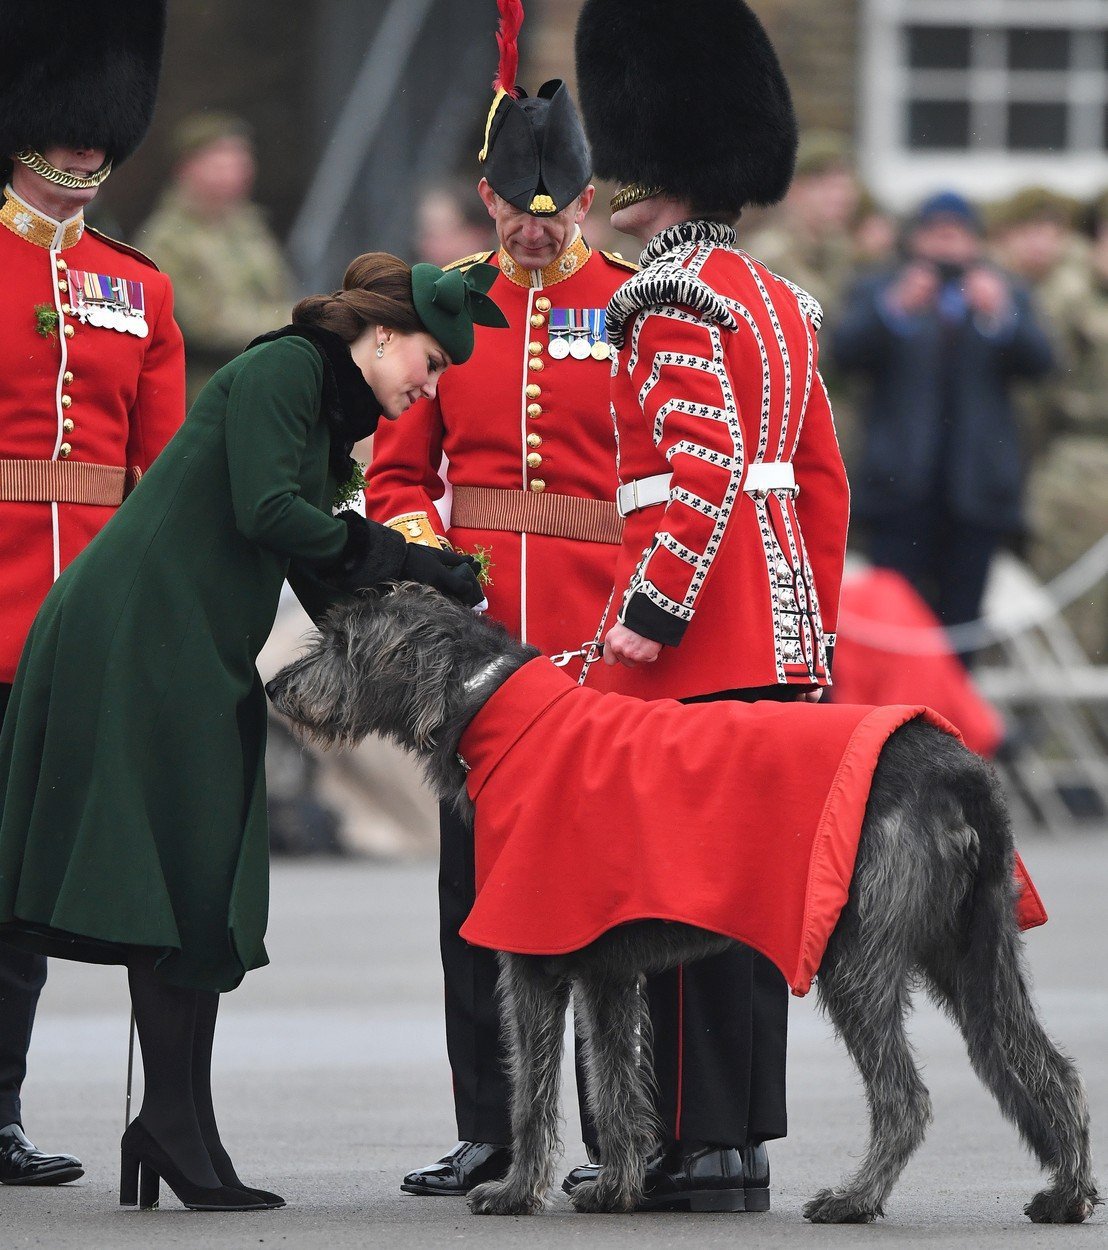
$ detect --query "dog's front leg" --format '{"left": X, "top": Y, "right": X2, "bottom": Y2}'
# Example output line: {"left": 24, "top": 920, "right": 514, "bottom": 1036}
{"left": 469, "top": 956, "right": 571, "bottom": 1216}
{"left": 569, "top": 974, "right": 659, "bottom": 1214}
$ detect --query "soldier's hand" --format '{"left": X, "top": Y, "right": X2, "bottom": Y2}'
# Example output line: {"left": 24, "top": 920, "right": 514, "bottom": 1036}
{"left": 603, "top": 623, "right": 663, "bottom": 667}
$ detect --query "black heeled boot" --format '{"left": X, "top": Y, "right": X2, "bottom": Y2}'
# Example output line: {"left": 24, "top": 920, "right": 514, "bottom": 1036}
{"left": 120, "top": 1119, "right": 266, "bottom": 1211}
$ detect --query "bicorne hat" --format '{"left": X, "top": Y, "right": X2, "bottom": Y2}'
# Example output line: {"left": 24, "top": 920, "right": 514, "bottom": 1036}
{"left": 0, "top": 0, "right": 167, "bottom": 182}
{"left": 479, "top": 0, "right": 591, "bottom": 217}
{"left": 574, "top": 0, "right": 797, "bottom": 216}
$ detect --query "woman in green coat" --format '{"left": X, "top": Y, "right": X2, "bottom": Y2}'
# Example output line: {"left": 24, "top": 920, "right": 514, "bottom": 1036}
{"left": 0, "top": 251, "right": 506, "bottom": 1211}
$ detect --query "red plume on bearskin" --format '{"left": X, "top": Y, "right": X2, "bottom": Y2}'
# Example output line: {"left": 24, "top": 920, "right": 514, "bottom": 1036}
{"left": 493, "top": 0, "right": 525, "bottom": 96}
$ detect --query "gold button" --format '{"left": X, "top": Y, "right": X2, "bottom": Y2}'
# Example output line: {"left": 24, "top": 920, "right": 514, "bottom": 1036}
{"left": 55, "top": 257, "right": 68, "bottom": 271}
{"left": 530, "top": 313, "right": 546, "bottom": 328}
{"left": 64, "top": 325, "right": 74, "bottom": 338}
{"left": 63, "top": 370, "right": 74, "bottom": 384}
{"left": 62, "top": 418, "right": 74, "bottom": 433}
{"left": 527, "top": 404, "right": 542, "bottom": 419}
{"left": 57, "top": 279, "right": 68, "bottom": 292}
{"left": 528, "top": 357, "right": 544, "bottom": 372}
{"left": 59, "top": 443, "right": 72, "bottom": 458}
{"left": 527, "top": 433, "right": 542, "bottom": 448}
{"left": 530, "top": 478, "right": 546, "bottom": 493}
{"left": 527, "top": 452, "right": 543, "bottom": 468}
{"left": 61, "top": 304, "right": 73, "bottom": 315}
{"left": 61, "top": 394, "right": 73, "bottom": 409}
{"left": 525, "top": 384, "right": 541, "bottom": 399}
{"left": 528, "top": 341, "right": 543, "bottom": 356}
{"left": 535, "top": 296, "right": 551, "bottom": 312}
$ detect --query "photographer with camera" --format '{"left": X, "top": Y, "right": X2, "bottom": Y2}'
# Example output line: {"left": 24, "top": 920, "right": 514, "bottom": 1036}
{"left": 833, "top": 191, "right": 1054, "bottom": 660}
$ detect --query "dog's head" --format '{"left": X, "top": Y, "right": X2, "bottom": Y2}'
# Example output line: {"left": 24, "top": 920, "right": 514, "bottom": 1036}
{"left": 266, "top": 583, "right": 530, "bottom": 763}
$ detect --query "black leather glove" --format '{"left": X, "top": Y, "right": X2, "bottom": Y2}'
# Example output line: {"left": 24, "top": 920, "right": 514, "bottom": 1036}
{"left": 400, "top": 543, "right": 485, "bottom": 608}
{"left": 320, "top": 511, "right": 407, "bottom": 593}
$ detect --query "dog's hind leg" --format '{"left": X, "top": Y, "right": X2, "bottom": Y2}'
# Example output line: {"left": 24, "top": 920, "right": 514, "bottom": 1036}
{"left": 922, "top": 770, "right": 1099, "bottom": 1223}
{"left": 567, "top": 973, "right": 659, "bottom": 1214}
{"left": 468, "top": 955, "right": 570, "bottom": 1216}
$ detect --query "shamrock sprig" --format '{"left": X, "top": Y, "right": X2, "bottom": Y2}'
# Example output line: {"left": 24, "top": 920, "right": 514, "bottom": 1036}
{"left": 34, "top": 303, "right": 59, "bottom": 340}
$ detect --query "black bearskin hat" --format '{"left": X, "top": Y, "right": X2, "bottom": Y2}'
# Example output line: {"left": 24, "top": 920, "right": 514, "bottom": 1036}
{"left": 0, "top": 0, "right": 167, "bottom": 181}
{"left": 574, "top": 0, "right": 797, "bottom": 214}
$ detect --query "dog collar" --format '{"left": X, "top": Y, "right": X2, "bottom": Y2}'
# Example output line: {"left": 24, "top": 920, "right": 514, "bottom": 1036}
{"left": 462, "top": 656, "right": 515, "bottom": 695}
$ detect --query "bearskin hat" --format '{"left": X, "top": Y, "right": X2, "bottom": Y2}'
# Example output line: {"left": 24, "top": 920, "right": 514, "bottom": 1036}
{"left": 0, "top": 1, "right": 167, "bottom": 180}
{"left": 574, "top": 0, "right": 797, "bottom": 214}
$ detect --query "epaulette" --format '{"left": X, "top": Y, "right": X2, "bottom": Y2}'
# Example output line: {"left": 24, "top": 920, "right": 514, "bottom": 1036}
{"left": 84, "top": 225, "right": 161, "bottom": 271}
{"left": 600, "top": 249, "right": 639, "bottom": 273}
{"left": 606, "top": 263, "right": 739, "bottom": 350}
{"left": 444, "top": 250, "right": 495, "bottom": 272}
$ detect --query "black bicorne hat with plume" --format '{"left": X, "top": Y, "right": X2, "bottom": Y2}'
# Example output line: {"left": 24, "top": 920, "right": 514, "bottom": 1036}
{"left": 0, "top": 0, "right": 167, "bottom": 183}
{"left": 574, "top": 0, "right": 798, "bottom": 216}
{"left": 479, "top": 0, "right": 592, "bottom": 217}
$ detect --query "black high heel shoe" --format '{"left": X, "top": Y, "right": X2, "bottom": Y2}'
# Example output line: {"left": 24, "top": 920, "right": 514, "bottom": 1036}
{"left": 119, "top": 1120, "right": 268, "bottom": 1211}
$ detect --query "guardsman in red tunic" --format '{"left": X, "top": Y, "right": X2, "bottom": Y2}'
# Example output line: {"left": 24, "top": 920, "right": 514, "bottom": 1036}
{"left": 366, "top": 0, "right": 633, "bottom": 1198}
{"left": 569, "top": 0, "right": 850, "bottom": 1212}
{"left": 0, "top": 0, "right": 182, "bottom": 1186}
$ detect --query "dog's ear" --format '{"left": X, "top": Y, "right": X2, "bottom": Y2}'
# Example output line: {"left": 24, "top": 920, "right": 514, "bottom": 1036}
{"left": 409, "top": 642, "right": 453, "bottom": 749}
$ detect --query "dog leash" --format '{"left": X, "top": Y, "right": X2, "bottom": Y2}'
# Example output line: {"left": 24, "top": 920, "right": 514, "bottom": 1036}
{"left": 549, "top": 641, "right": 605, "bottom": 669}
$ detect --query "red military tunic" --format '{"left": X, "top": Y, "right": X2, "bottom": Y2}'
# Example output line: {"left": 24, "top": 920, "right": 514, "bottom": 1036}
{"left": 586, "top": 220, "right": 850, "bottom": 700}
{"left": 0, "top": 187, "right": 185, "bottom": 682}
{"left": 367, "top": 236, "right": 635, "bottom": 675}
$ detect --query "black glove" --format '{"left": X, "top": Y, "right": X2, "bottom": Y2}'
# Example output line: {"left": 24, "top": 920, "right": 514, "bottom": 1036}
{"left": 320, "top": 511, "right": 407, "bottom": 593}
{"left": 400, "top": 543, "right": 485, "bottom": 607}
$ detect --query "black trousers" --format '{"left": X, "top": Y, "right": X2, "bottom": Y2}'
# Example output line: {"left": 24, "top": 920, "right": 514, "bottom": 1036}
{"left": 438, "top": 799, "right": 596, "bottom": 1151}
{"left": 0, "top": 681, "right": 48, "bottom": 1129}
{"left": 438, "top": 682, "right": 792, "bottom": 1153}
{"left": 642, "top": 684, "right": 792, "bottom": 1149}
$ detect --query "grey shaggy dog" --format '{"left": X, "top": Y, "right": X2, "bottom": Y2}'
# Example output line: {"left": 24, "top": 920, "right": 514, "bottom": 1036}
{"left": 267, "top": 584, "right": 1099, "bottom": 1225}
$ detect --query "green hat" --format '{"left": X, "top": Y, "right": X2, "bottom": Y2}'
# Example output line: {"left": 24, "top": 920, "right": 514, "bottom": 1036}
{"left": 410, "top": 262, "right": 508, "bottom": 364}
{"left": 172, "top": 111, "right": 253, "bottom": 163}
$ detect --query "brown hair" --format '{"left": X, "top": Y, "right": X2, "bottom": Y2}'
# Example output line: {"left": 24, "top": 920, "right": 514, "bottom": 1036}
{"left": 292, "top": 252, "right": 422, "bottom": 344}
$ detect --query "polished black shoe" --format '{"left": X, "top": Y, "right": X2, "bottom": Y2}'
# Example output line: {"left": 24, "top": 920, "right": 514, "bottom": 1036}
{"left": 635, "top": 1141, "right": 760, "bottom": 1212}
{"left": 400, "top": 1141, "right": 511, "bottom": 1196}
{"left": 742, "top": 1141, "right": 771, "bottom": 1212}
{"left": 0, "top": 1123, "right": 84, "bottom": 1186}
{"left": 561, "top": 1161, "right": 602, "bottom": 1194}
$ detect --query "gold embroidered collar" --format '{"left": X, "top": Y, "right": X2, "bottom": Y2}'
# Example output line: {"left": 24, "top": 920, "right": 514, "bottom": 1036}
{"left": 498, "top": 232, "right": 591, "bottom": 289}
{"left": 1, "top": 186, "right": 85, "bottom": 251}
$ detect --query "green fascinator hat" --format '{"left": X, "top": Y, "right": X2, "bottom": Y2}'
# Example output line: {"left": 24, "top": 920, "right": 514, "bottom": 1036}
{"left": 411, "top": 262, "right": 508, "bottom": 364}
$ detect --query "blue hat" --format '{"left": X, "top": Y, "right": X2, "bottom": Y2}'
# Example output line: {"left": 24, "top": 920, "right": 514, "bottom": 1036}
{"left": 915, "top": 191, "right": 981, "bottom": 233}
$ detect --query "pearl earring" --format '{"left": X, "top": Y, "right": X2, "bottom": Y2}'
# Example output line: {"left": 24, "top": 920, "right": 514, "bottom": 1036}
{"left": 376, "top": 343, "right": 385, "bottom": 358}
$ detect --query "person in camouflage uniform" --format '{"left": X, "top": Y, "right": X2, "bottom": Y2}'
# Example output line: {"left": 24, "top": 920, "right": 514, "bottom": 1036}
{"left": 1024, "top": 192, "right": 1108, "bottom": 661}
{"left": 137, "top": 113, "right": 296, "bottom": 404}
{"left": 746, "top": 132, "right": 864, "bottom": 478}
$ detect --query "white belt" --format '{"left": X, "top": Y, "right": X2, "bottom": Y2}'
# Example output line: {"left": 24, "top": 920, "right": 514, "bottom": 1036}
{"left": 615, "top": 462, "right": 795, "bottom": 517}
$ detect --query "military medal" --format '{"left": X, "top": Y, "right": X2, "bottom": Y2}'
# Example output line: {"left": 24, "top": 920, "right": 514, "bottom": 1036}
{"left": 569, "top": 335, "right": 591, "bottom": 360}
{"left": 547, "top": 308, "right": 572, "bottom": 359}
{"left": 589, "top": 309, "right": 610, "bottom": 360}
{"left": 70, "top": 270, "right": 149, "bottom": 337}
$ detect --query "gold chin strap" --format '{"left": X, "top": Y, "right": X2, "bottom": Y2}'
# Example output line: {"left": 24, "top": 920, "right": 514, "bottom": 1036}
{"left": 15, "top": 149, "right": 113, "bottom": 190}
{"left": 610, "top": 183, "right": 665, "bottom": 214}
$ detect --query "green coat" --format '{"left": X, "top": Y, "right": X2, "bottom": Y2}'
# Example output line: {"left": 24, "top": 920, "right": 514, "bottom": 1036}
{"left": 0, "top": 334, "right": 361, "bottom": 991}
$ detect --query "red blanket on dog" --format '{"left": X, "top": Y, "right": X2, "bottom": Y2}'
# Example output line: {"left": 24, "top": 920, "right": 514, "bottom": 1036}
{"left": 458, "top": 660, "right": 1046, "bottom": 995}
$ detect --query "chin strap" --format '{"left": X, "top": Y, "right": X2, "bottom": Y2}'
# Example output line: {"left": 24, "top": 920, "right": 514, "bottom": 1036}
{"left": 15, "top": 149, "right": 113, "bottom": 190}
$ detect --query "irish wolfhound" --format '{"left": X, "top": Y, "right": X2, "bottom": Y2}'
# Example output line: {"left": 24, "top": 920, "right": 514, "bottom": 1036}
{"left": 266, "top": 584, "right": 1098, "bottom": 1225}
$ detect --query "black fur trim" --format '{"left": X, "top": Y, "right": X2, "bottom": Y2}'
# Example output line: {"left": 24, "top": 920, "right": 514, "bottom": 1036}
{"left": 0, "top": 2, "right": 166, "bottom": 180}
{"left": 246, "top": 325, "right": 382, "bottom": 480}
{"left": 575, "top": 0, "right": 797, "bottom": 213}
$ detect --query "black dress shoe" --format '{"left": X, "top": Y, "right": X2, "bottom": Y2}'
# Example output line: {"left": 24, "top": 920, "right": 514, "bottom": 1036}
{"left": 742, "top": 1142, "right": 771, "bottom": 1212}
{"left": 635, "top": 1141, "right": 762, "bottom": 1212}
{"left": 0, "top": 1123, "right": 84, "bottom": 1186}
{"left": 400, "top": 1141, "right": 511, "bottom": 1196}
{"left": 562, "top": 1161, "right": 602, "bottom": 1194}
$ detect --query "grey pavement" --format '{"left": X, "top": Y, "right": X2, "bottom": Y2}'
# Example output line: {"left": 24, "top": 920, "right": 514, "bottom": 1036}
{"left": 2, "top": 833, "right": 1106, "bottom": 1249}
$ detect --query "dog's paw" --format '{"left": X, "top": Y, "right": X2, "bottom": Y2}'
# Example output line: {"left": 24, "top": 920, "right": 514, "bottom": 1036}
{"left": 803, "top": 1188, "right": 881, "bottom": 1224}
{"left": 569, "top": 1177, "right": 635, "bottom": 1214}
{"left": 1025, "top": 1186, "right": 1099, "bottom": 1224}
{"left": 468, "top": 1179, "right": 545, "bottom": 1216}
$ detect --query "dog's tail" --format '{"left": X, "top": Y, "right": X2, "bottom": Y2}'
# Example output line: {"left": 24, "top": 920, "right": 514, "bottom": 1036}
{"left": 931, "top": 758, "right": 1098, "bottom": 1222}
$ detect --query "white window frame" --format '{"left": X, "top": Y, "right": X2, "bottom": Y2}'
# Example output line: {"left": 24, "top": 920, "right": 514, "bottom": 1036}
{"left": 860, "top": 0, "right": 1108, "bottom": 208}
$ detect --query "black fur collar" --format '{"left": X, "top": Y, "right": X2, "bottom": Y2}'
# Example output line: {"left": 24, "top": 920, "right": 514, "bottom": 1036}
{"left": 247, "top": 323, "right": 382, "bottom": 477}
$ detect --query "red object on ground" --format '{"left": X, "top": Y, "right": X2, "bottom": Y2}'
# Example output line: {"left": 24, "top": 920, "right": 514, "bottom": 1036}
{"left": 458, "top": 660, "right": 1046, "bottom": 994}
{"left": 832, "top": 567, "right": 1005, "bottom": 758}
